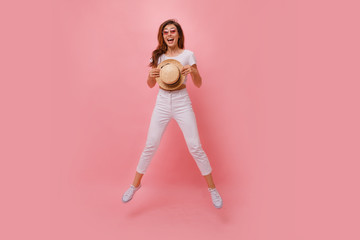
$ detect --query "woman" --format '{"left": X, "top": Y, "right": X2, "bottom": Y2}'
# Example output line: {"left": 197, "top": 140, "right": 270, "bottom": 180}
{"left": 122, "top": 19, "right": 223, "bottom": 209}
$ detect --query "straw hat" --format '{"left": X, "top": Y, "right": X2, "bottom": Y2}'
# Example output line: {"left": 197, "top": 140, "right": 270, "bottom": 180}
{"left": 156, "top": 59, "right": 185, "bottom": 90}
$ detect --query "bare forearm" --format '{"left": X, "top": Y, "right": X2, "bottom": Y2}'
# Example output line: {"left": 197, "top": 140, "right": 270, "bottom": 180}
{"left": 148, "top": 67, "right": 160, "bottom": 88}
{"left": 191, "top": 67, "right": 202, "bottom": 88}
{"left": 147, "top": 75, "right": 156, "bottom": 88}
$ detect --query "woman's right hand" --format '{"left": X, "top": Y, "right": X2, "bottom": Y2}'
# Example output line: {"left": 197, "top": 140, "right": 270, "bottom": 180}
{"left": 149, "top": 68, "right": 160, "bottom": 78}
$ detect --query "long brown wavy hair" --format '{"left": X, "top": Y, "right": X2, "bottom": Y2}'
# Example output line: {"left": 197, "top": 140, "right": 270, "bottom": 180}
{"left": 149, "top": 19, "right": 185, "bottom": 68}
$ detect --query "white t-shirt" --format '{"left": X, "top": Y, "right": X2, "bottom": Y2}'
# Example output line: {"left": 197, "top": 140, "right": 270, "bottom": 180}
{"left": 151, "top": 49, "right": 197, "bottom": 85}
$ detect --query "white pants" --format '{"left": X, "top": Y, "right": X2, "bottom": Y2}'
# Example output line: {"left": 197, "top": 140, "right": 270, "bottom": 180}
{"left": 136, "top": 88, "right": 212, "bottom": 176}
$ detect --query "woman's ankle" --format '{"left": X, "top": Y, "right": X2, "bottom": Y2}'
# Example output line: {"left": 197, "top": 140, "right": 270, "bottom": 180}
{"left": 132, "top": 182, "right": 141, "bottom": 188}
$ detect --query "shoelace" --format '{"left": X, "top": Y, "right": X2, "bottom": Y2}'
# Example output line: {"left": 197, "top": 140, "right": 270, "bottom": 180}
{"left": 124, "top": 186, "right": 136, "bottom": 197}
{"left": 209, "top": 189, "right": 222, "bottom": 202}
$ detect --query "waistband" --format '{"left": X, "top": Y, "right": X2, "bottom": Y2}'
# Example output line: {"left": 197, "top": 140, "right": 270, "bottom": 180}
{"left": 158, "top": 87, "right": 188, "bottom": 96}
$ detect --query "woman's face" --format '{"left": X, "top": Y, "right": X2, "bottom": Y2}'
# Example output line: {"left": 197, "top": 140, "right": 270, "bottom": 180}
{"left": 163, "top": 24, "right": 179, "bottom": 48}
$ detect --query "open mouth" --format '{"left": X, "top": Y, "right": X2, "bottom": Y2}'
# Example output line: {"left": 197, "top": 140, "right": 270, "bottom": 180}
{"left": 167, "top": 38, "right": 174, "bottom": 44}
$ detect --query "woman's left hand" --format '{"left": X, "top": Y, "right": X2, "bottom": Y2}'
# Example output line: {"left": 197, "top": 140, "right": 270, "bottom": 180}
{"left": 181, "top": 65, "right": 193, "bottom": 76}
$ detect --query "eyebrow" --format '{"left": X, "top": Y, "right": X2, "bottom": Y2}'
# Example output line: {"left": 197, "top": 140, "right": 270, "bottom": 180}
{"left": 164, "top": 27, "right": 176, "bottom": 30}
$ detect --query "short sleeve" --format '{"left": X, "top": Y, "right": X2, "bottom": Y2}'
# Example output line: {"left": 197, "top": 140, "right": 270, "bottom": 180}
{"left": 189, "top": 51, "right": 197, "bottom": 66}
{"left": 150, "top": 56, "right": 162, "bottom": 66}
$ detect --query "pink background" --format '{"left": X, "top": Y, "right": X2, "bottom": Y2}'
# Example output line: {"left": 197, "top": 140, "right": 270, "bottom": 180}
{"left": 1, "top": 0, "right": 360, "bottom": 239}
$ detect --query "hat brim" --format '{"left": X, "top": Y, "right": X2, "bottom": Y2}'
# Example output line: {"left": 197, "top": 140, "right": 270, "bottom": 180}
{"left": 156, "top": 59, "right": 185, "bottom": 90}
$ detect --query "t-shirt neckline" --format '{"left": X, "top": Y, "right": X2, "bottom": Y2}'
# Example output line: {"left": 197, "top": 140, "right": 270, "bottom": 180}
{"left": 164, "top": 50, "right": 185, "bottom": 58}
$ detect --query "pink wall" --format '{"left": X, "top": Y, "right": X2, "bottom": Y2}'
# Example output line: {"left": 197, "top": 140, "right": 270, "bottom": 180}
{"left": 2, "top": 0, "right": 359, "bottom": 239}
{"left": 49, "top": 1, "right": 298, "bottom": 237}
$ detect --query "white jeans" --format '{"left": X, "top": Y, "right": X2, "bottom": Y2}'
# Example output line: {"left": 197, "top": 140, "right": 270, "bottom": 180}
{"left": 136, "top": 88, "right": 212, "bottom": 176}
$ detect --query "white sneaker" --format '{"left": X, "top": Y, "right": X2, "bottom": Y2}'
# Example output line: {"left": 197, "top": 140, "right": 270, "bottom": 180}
{"left": 208, "top": 188, "right": 223, "bottom": 209}
{"left": 122, "top": 183, "right": 142, "bottom": 203}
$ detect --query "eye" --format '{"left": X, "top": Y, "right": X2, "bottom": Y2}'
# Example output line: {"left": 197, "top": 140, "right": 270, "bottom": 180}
{"left": 163, "top": 30, "right": 169, "bottom": 35}
{"left": 170, "top": 29, "right": 176, "bottom": 34}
